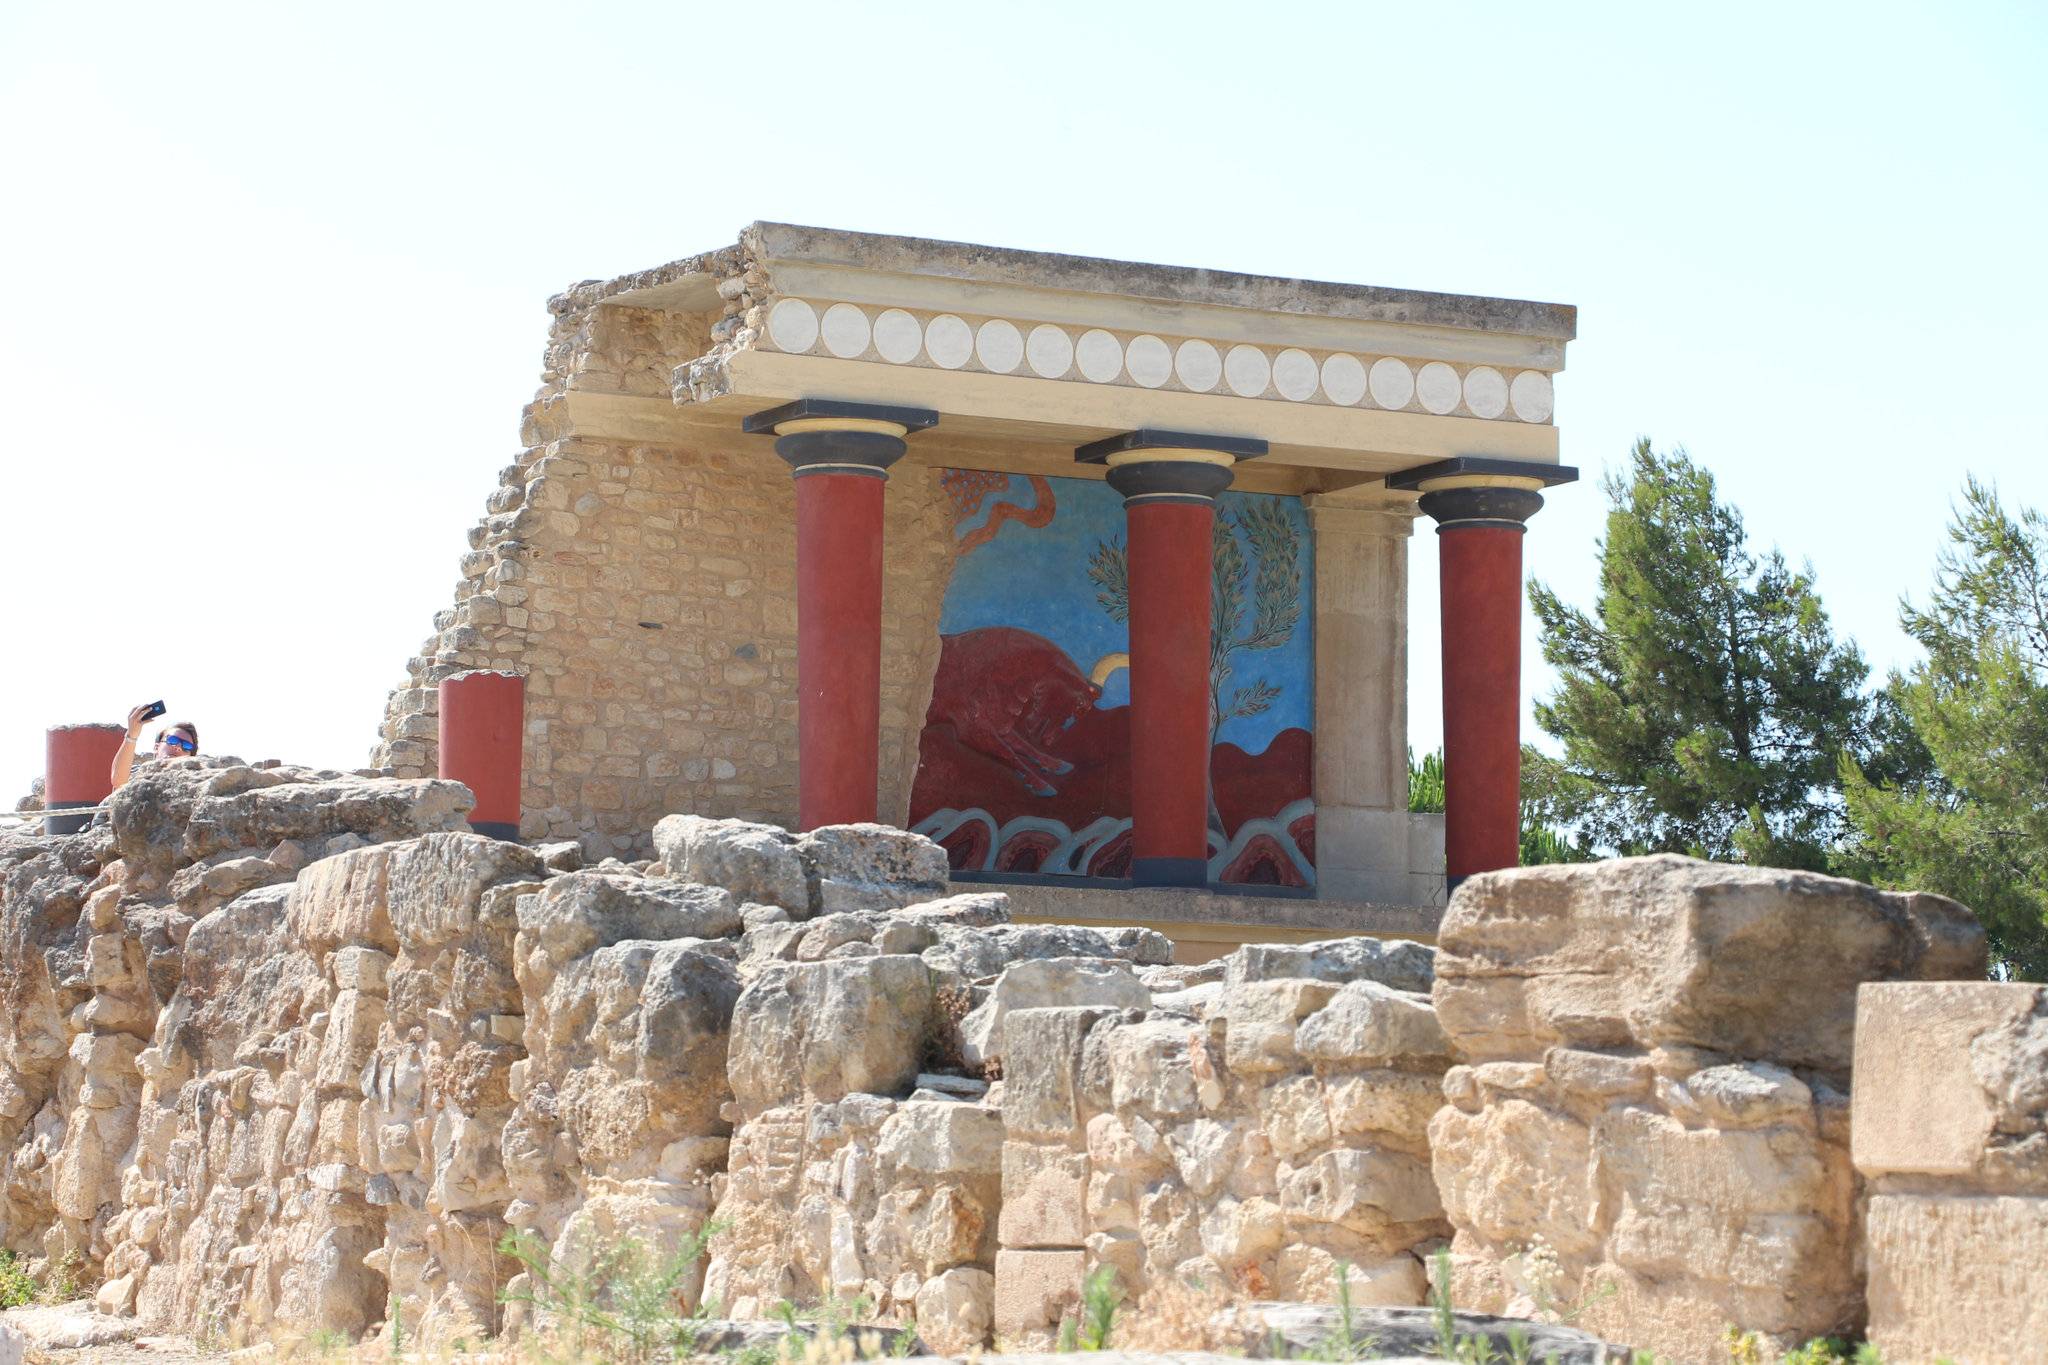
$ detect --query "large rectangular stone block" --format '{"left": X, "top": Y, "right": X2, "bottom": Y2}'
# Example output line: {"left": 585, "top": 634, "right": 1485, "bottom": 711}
{"left": 1852, "top": 981, "right": 2044, "bottom": 1179}
{"left": 992, "top": 1248, "right": 1085, "bottom": 1338}
{"left": 1866, "top": 1193, "right": 2048, "bottom": 1363}
{"left": 998, "top": 1140, "right": 1088, "bottom": 1248}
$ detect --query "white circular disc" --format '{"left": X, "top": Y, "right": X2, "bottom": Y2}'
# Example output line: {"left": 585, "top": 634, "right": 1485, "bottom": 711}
{"left": 1320, "top": 353, "right": 1367, "bottom": 405}
{"left": 872, "top": 308, "right": 923, "bottom": 364}
{"left": 1126, "top": 334, "right": 1172, "bottom": 388}
{"left": 1225, "top": 344, "right": 1272, "bottom": 398}
{"left": 1272, "top": 349, "right": 1318, "bottom": 401}
{"left": 820, "top": 303, "right": 872, "bottom": 359}
{"left": 1368, "top": 357, "right": 1415, "bottom": 409}
{"left": 1463, "top": 366, "right": 1509, "bottom": 418}
{"left": 1175, "top": 338, "right": 1222, "bottom": 392}
{"left": 1026, "top": 324, "right": 1074, "bottom": 378}
{"left": 925, "top": 314, "right": 973, "bottom": 369}
{"left": 766, "top": 298, "right": 819, "bottom": 353}
{"left": 1510, "top": 370, "right": 1555, "bottom": 422}
{"left": 976, "top": 319, "right": 1024, "bottom": 373}
{"left": 1075, "top": 329, "right": 1124, "bottom": 382}
{"left": 1416, "top": 361, "right": 1462, "bottom": 415}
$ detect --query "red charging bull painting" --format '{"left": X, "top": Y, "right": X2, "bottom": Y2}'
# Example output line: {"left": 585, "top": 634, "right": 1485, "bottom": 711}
{"left": 909, "top": 470, "right": 1316, "bottom": 887}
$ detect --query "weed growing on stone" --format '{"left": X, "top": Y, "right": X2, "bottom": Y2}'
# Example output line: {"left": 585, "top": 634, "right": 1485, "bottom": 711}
{"left": 1287, "top": 1259, "right": 1379, "bottom": 1363}
{"left": 38, "top": 1248, "right": 80, "bottom": 1304}
{"left": 497, "top": 1218, "right": 725, "bottom": 1364}
{"left": 0, "top": 1251, "right": 34, "bottom": 1309}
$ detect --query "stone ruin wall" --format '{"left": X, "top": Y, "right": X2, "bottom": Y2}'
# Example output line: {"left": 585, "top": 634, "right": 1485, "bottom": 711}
{"left": 371, "top": 253, "right": 959, "bottom": 857}
{"left": 3, "top": 759, "right": 2045, "bottom": 1361}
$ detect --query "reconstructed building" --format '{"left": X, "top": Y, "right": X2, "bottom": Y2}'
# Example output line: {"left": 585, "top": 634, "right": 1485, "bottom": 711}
{"left": 373, "top": 224, "right": 1576, "bottom": 951}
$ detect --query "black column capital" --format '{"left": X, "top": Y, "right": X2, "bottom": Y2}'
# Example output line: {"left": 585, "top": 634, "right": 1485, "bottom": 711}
{"left": 744, "top": 398, "right": 939, "bottom": 479}
{"left": 1077, "top": 429, "right": 1268, "bottom": 506}
{"left": 1385, "top": 456, "right": 1578, "bottom": 532}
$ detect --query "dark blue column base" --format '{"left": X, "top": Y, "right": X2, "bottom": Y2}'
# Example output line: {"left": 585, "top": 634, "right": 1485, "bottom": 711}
{"left": 1445, "top": 873, "right": 1467, "bottom": 897}
{"left": 1133, "top": 857, "right": 1208, "bottom": 888}
{"left": 469, "top": 819, "right": 521, "bottom": 842}
{"left": 44, "top": 801, "right": 94, "bottom": 837}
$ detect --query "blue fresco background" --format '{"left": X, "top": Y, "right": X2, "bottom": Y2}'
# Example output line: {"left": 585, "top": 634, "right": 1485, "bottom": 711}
{"left": 941, "top": 474, "right": 1314, "bottom": 754}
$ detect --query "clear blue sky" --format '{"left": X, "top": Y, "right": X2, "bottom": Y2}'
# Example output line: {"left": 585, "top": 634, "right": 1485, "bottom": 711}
{"left": 2, "top": 1, "right": 2043, "bottom": 803}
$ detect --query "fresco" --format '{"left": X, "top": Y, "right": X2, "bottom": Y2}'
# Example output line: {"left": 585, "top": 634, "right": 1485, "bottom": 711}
{"left": 908, "top": 469, "right": 1316, "bottom": 887}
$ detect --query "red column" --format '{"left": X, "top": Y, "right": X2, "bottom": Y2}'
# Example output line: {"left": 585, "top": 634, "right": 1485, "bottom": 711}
{"left": 1125, "top": 498, "right": 1217, "bottom": 884}
{"left": 1438, "top": 524, "right": 1525, "bottom": 882}
{"left": 745, "top": 399, "right": 937, "bottom": 832}
{"left": 439, "top": 670, "right": 525, "bottom": 840}
{"left": 794, "top": 471, "right": 887, "bottom": 829}
{"left": 45, "top": 723, "right": 124, "bottom": 835}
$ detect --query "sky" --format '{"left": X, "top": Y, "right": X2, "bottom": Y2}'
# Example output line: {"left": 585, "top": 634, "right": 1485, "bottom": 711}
{"left": 2, "top": 0, "right": 2044, "bottom": 804}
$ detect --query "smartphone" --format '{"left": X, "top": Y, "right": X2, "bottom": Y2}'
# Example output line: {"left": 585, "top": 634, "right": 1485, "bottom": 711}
{"left": 139, "top": 700, "right": 167, "bottom": 723}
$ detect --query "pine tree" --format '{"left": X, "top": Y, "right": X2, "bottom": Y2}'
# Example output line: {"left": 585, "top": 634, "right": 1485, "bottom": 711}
{"left": 1841, "top": 478, "right": 2048, "bottom": 978}
{"left": 1527, "top": 439, "right": 1869, "bottom": 866}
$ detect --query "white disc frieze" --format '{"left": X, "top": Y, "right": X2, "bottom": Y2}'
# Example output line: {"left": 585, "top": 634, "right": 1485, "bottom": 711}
{"left": 1510, "top": 370, "right": 1555, "bottom": 422}
{"left": 924, "top": 314, "right": 973, "bottom": 369}
{"left": 1026, "top": 324, "right": 1075, "bottom": 379}
{"left": 1272, "top": 348, "right": 1318, "bottom": 401}
{"left": 1368, "top": 357, "right": 1415, "bottom": 410}
{"left": 820, "top": 303, "right": 872, "bottom": 359}
{"left": 976, "top": 319, "right": 1025, "bottom": 374}
{"left": 1320, "top": 353, "right": 1368, "bottom": 406}
{"left": 1175, "top": 338, "right": 1222, "bottom": 392}
{"left": 1416, "top": 361, "right": 1462, "bottom": 415}
{"left": 1075, "top": 329, "right": 1124, "bottom": 383}
{"left": 872, "top": 308, "right": 923, "bottom": 364}
{"left": 1225, "top": 344, "right": 1272, "bottom": 398}
{"left": 1126, "top": 335, "right": 1172, "bottom": 388}
{"left": 1463, "top": 366, "right": 1508, "bottom": 418}
{"left": 766, "top": 298, "right": 819, "bottom": 353}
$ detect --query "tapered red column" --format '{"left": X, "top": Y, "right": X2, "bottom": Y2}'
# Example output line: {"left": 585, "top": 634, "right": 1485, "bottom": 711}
{"left": 439, "top": 669, "right": 525, "bottom": 840}
{"left": 1389, "top": 457, "right": 1578, "bottom": 891}
{"left": 747, "top": 399, "right": 938, "bottom": 831}
{"left": 45, "top": 723, "right": 124, "bottom": 835}
{"left": 1080, "top": 429, "right": 1267, "bottom": 887}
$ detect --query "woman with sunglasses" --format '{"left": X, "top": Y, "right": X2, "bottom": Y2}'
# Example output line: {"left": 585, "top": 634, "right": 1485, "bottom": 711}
{"left": 111, "top": 704, "right": 200, "bottom": 789}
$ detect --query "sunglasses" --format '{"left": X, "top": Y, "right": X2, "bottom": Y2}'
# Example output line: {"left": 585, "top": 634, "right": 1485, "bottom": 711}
{"left": 159, "top": 734, "right": 196, "bottom": 753}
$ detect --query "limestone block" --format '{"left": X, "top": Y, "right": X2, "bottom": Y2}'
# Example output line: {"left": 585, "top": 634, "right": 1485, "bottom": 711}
{"left": 1223, "top": 980, "right": 1337, "bottom": 1073}
{"left": 1853, "top": 981, "right": 2047, "bottom": 1182}
{"left": 914, "top": 1265, "right": 994, "bottom": 1353}
{"left": 288, "top": 844, "right": 399, "bottom": 954}
{"left": 796, "top": 823, "right": 949, "bottom": 913}
{"left": 1435, "top": 854, "right": 1985, "bottom": 1079}
{"left": 1295, "top": 980, "right": 1449, "bottom": 1067}
{"left": 653, "top": 814, "right": 809, "bottom": 914}
{"left": 1865, "top": 1193, "right": 2048, "bottom": 1364}
{"left": 878, "top": 1101, "right": 1002, "bottom": 1178}
{"left": 1001, "top": 1008, "right": 1114, "bottom": 1140}
{"left": 517, "top": 870, "right": 740, "bottom": 965}
{"left": 992, "top": 1248, "right": 1085, "bottom": 1337}
{"left": 384, "top": 831, "right": 545, "bottom": 947}
{"left": 961, "top": 958, "right": 1149, "bottom": 1068}
{"left": 331, "top": 946, "right": 393, "bottom": 995}
{"left": 1000, "top": 1141, "right": 1089, "bottom": 1248}
{"left": 727, "top": 956, "right": 935, "bottom": 1115}
{"left": 1224, "top": 936, "right": 1436, "bottom": 993}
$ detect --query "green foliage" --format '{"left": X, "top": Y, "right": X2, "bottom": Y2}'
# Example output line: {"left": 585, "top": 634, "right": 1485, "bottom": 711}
{"left": 1212, "top": 501, "right": 1304, "bottom": 730}
{"left": 1055, "top": 1265, "right": 1123, "bottom": 1351}
{"left": 1409, "top": 749, "right": 1446, "bottom": 814}
{"left": 0, "top": 1251, "right": 34, "bottom": 1310}
{"left": 1840, "top": 477, "right": 2048, "bottom": 977}
{"left": 39, "top": 1249, "right": 79, "bottom": 1305}
{"left": 1528, "top": 439, "right": 1869, "bottom": 867}
{"left": 498, "top": 1217, "right": 726, "bottom": 1364}
{"left": 1087, "top": 536, "right": 1129, "bottom": 623}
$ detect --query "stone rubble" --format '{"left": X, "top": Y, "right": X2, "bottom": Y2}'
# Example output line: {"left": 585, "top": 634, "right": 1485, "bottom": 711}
{"left": 2, "top": 790, "right": 2036, "bottom": 1360}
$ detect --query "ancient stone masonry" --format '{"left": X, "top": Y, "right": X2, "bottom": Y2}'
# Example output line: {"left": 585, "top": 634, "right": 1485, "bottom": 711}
{"left": 7, "top": 776, "right": 2044, "bottom": 1359}
{"left": 371, "top": 234, "right": 957, "bottom": 857}
{"left": 1428, "top": 854, "right": 1987, "bottom": 1363}
{"left": 1852, "top": 981, "right": 2048, "bottom": 1363}
{"left": 989, "top": 939, "right": 1450, "bottom": 1341}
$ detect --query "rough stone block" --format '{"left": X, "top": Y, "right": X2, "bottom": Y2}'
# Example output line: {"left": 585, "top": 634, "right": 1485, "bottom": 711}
{"left": 1865, "top": 1193, "right": 2048, "bottom": 1363}
{"left": 992, "top": 1248, "right": 1085, "bottom": 1337}
{"left": 1853, "top": 981, "right": 2045, "bottom": 1180}
{"left": 960, "top": 958, "right": 1149, "bottom": 1068}
{"left": 1001, "top": 1008, "right": 1113, "bottom": 1140}
{"left": 999, "top": 1140, "right": 1089, "bottom": 1247}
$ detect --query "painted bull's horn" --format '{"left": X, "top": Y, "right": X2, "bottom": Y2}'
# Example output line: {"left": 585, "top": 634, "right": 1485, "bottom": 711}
{"left": 1089, "top": 652, "right": 1130, "bottom": 687}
